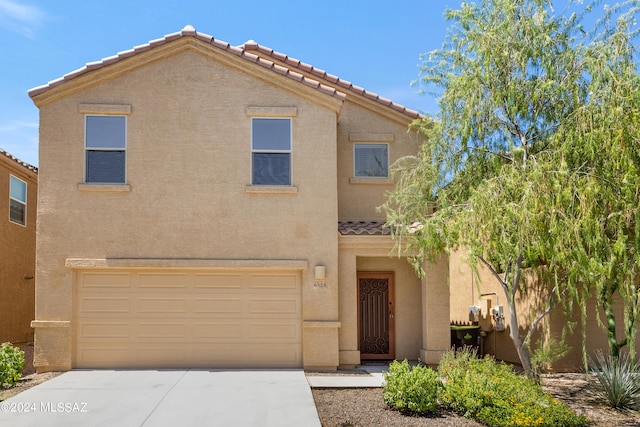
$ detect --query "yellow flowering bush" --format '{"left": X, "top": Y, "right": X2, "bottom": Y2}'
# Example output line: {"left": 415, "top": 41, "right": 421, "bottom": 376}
{"left": 438, "top": 348, "right": 588, "bottom": 427}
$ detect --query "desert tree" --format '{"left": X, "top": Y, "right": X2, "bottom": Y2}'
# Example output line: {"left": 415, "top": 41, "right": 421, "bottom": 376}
{"left": 383, "top": 0, "right": 640, "bottom": 373}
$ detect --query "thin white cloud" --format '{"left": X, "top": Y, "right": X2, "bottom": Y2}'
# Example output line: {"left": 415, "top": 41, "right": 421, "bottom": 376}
{"left": 0, "top": 0, "right": 47, "bottom": 38}
{"left": 0, "top": 120, "right": 37, "bottom": 133}
{"left": 0, "top": 119, "right": 39, "bottom": 166}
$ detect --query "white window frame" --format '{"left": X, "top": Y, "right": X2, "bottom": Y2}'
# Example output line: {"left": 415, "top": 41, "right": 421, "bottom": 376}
{"left": 9, "top": 174, "right": 27, "bottom": 226}
{"left": 84, "top": 115, "right": 127, "bottom": 184}
{"left": 353, "top": 143, "right": 390, "bottom": 178}
{"left": 250, "top": 117, "right": 292, "bottom": 186}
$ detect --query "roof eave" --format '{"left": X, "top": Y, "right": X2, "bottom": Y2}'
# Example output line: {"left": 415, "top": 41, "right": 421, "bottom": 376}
{"left": 0, "top": 148, "right": 38, "bottom": 177}
{"left": 242, "top": 42, "right": 424, "bottom": 123}
{"left": 29, "top": 26, "right": 346, "bottom": 111}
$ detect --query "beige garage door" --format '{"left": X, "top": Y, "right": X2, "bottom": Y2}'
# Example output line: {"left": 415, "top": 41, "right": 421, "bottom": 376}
{"left": 74, "top": 269, "right": 302, "bottom": 368}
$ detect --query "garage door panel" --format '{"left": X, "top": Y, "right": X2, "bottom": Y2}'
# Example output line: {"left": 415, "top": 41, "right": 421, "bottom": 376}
{"left": 194, "top": 298, "right": 242, "bottom": 313}
{"left": 250, "top": 274, "right": 298, "bottom": 289}
{"left": 77, "top": 347, "right": 132, "bottom": 368}
{"left": 75, "top": 269, "right": 302, "bottom": 368}
{"left": 138, "top": 298, "right": 188, "bottom": 313}
{"left": 249, "top": 298, "right": 300, "bottom": 314}
{"left": 135, "top": 346, "right": 188, "bottom": 366}
{"left": 138, "top": 323, "right": 186, "bottom": 338}
{"left": 193, "top": 323, "right": 243, "bottom": 338}
{"left": 192, "top": 344, "right": 301, "bottom": 368}
{"left": 79, "top": 322, "right": 131, "bottom": 338}
{"left": 139, "top": 273, "right": 188, "bottom": 288}
{"left": 257, "top": 346, "right": 303, "bottom": 366}
{"left": 80, "top": 272, "right": 131, "bottom": 289}
{"left": 194, "top": 274, "right": 244, "bottom": 289}
{"left": 78, "top": 297, "right": 131, "bottom": 313}
{"left": 250, "top": 322, "right": 300, "bottom": 339}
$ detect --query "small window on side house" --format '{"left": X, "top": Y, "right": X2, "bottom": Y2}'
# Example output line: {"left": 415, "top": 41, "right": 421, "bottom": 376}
{"left": 85, "top": 115, "right": 126, "bottom": 183}
{"left": 9, "top": 175, "right": 26, "bottom": 226}
{"left": 354, "top": 143, "right": 389, "bottom": 177}
{"left": 251, "top": 118, "right": 292, "bottom": 186}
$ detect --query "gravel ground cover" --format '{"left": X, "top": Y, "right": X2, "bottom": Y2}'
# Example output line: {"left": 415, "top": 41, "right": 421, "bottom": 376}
{"left": 309, "top": 371, "right": 640, "bottom": 427}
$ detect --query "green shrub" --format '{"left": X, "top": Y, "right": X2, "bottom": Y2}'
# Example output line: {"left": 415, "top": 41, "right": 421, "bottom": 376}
{"left": 591, "top": 350, "right": 640, "bottom": 411}
{"left": 383, "top": 359, "right": 441, "bottom": 414}
{"left": 0, "top": 342, "right": 25, "bottom": 388}
{"left": 438, "top": 348, "right": 588, "bottom": 427}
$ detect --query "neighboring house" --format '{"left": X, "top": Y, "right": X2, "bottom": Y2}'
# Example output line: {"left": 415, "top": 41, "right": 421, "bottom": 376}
{"left": 28, "top": 26, "right": 450, "bottom": 372}
{"left": 0, "top": 149, "right": 37, "bottom": 344}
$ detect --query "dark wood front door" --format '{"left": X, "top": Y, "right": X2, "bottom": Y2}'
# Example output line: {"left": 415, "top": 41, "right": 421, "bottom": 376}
{"left": 358, "top": 272, "right": 395, "bottom": 360}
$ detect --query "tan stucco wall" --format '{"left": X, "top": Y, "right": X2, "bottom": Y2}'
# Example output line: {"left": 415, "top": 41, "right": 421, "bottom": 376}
{"left": 337, "top": 238, "right": 423, "bottom": 366}
{"left": 337, "top": 236, "right": 450, "bottom": 367}
{"left": 448, "top": 250, "right": 520, "bottom": 364}
{"left": 336, "top": 102, "right": 422, "bottom": 221}
{"left": 449, "top": 249, "right": 640, "bottom": 371}
{"left": 0, "top": 157, "right": 36, "bottom": 343}
{"left": 421, "top": 254, "right": 452, "bottom": 365}
{"left": 33, "top": 45, "right": 342, "bottom": 370}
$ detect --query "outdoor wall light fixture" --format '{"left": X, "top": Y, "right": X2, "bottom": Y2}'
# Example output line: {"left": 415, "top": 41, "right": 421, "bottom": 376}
{"left": 315, "top": 265, "right": 326, "bottom": 281}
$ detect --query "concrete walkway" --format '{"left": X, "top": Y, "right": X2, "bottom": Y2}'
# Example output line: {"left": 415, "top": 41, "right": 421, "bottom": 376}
{"left": 305, "top": 365, "right": 387, "bottom": 388}
{"left": 0, "top": 370, "right": 320, "bottom": 427}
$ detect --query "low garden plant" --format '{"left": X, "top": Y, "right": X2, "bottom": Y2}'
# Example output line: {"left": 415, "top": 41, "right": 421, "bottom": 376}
{"left": 383, "top": 359, "right": 441, "bottom": 414}
{"left": 383, "top": 348, "right": 588, "bottom": 426}
{"left": 0, "top": 342, "right": 25, "bottom": 388}
{"left": 438, "top": 347, "right": 587, "bottom": 426}
{"left": 591, "top": 350, "right": 640, "bottom": 411}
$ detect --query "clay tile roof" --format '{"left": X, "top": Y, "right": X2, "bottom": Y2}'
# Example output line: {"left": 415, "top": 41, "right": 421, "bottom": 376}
{"left": 28, "top": 26, "right": 347, "bottom": 104}
{"left": 28, "top": 26, "right": 419, "bottom": 120}
{"left": 338, "top": 220, "right": 390, "bottom": 236}
{"left": 0, "top": 148, "right": 38, "bottom": 173}
{"left": 241, "top": 42, "right": 423, "bottom": 120}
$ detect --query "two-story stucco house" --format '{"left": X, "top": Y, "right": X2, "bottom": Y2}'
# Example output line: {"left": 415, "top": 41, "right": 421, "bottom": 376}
{"left": 0, "top": 149, "right": 37, "bottom": 344}
{"left": 28, "top": 26, "right": 450, "bottom": 372}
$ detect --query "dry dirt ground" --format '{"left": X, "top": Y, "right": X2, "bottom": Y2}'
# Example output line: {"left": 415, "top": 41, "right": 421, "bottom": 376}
{"left": 309, "top": 370, "right": 640, "bottom": 427}
{"left": 2, "top": 347, "right": 640, "bottom": 426}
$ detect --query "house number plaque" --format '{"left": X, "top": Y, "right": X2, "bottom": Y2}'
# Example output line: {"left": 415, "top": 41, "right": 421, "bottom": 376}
{"left": 313, "top": 281, "right": 328, "bottom": 288}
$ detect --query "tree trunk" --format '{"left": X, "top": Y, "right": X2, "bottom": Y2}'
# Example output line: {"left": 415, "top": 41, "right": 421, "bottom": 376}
{"left": 507, "top": 295, "right": 532, "bottom": 374}
{"left": 480, "top": 256, "right": 533, "bottom": 375}
{"left": 603, "top": 297, "right": 626, "bottom": 358}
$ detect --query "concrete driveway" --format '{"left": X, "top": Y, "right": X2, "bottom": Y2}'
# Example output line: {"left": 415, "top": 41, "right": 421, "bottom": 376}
{"left": 0, "top": 369, "right": 321, "bottom": 427}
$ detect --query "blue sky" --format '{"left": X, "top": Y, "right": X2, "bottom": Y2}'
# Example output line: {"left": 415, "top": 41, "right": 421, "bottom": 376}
{"left": 0, "top": 1, "right": 622, "bottom": 166}
{"left": 0, "top": 0, "right": 461, "bottom": 166}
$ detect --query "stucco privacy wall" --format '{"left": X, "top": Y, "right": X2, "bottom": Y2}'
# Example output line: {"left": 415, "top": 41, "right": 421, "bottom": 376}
{"left": 0, "top": 153, "right": 37, "bottom": 343}
{"left": 33, "top": 42, "right": 342, "bottom": 370}
{"left": 449, "top": 249, "right": 640, "bottom": 371}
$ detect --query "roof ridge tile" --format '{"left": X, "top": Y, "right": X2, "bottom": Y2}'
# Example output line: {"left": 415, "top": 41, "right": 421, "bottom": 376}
{"left": 0, "top": 148, "right": 38, "bottom": 173}
{"left": 241, "top": 42, "right": 422, "bottom": 120}
{"left": 29, "top": 27, "right": 388, "bottom": 109}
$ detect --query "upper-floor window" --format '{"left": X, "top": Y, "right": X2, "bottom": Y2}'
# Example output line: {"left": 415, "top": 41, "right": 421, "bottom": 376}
{"left": 251, "top": 118, "right": 292, "bottom": 186}
{"left": 9, "top": 175, "right": 26, "bottom": 226}
{"left": 85, "top": 115, "right": 126, "bottom": 184}
{"left": 354, "top": 143, "right": 389, "bottom": 178}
